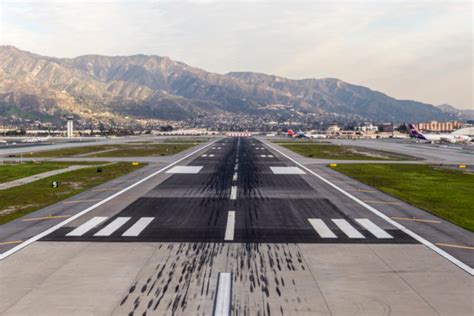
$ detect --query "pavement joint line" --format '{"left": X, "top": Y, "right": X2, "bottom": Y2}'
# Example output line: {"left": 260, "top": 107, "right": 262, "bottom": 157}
{"left": 0, "top": 138, "right": 221, "bottom": 260}
{"left": 435, "top": 243, "right": 474, "bottom": 250}
{"left": 21, "top": 215, "right": 71, "bottom": 222}
{"left": 63, "top": 199, "right": 103, "bottom": 204}
{"left": 264, "top": 140, "right": 474, "bottom": 275}
{"left": 363, "top": 200, "right": 402, "bottom": 205}
{"left": 391, "top": 216, "right": 442, "bottom": 224}
{"left": 224, "top": 211, "right": 235, "bottom": 241}
{"left": 213, "top": 272, "right": 232, "bottom": 316}
{"left": 93, "top": 187, "right": 122, "bottom": 192}
{"left": 0, "top": 240, "right": 23, "bottom": 246}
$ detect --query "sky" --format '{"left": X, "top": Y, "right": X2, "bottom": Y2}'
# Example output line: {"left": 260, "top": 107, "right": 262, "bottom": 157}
{"left": 0, "top": 0, "right": 472, "bottom": 109}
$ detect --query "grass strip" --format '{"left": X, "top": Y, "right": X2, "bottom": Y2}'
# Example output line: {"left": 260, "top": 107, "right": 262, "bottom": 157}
{"left": 332, "top": 164, "right": 474, "bottom": 231}
{"left": 0, "top": 162, "right": 144, "bottom": 224}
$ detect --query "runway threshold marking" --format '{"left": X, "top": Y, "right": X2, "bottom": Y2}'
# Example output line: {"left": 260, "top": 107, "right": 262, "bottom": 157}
{"left": 332, "top": 219, "right": 365, "bottom": 238}
{"left": 22, "top": 215, "right": 71, "bottom": 222}
{"left": 66, "top": 217, "right": 108, "bottom": 236}
{"left": 122, "top": 217, "right": 154, "bottom": 237}
{"left": 308, "top": 219, "right": 337, "bottom": 238}
{"left": 270, "top": 166, "right": 306, "bottom": 175}
{"left": 0, "top": 138, "right": 220, "bottom": 260}
{"left": 0, "top": 240, "right": 23, "bottom": 246}
{"left": 355, "top": 218, "right": 393, "bottom": 239}
{"left": 264, "top": 140, "right": 473, "bottom": 275}
{"left": 435, "top": 243, "right": 474, "bottom": 250}
{"left": 213, "top": 272, "right": 232, "bottom": 316}
{"left": 224, "top": 211, "right": 235, "bottom": 241}
{"left": 391, "top": 217, "right": 442, "bottom": 224}
{"left": 166, "top": 166, "right": 203, "bottom": 174}
{"left": 94, "top": 217, "right": 131, "bottom": 236}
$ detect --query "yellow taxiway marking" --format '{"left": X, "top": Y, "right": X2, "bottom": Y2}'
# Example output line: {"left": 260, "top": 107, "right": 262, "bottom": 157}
{"left": 391, "top": 216, "right": 441, "bottom": 224}
{"left": 22, "top": 215, "right": 71, "bottom": 222}
{"left": 435, "top": 243, "right": 474, "bottom": 250}
{"left": 0, "top": 240, "right": 23, "bottom": 245}
{"left": 63, "top": 199, "right": 102, "bottom": 204}
{"left": 347, "top": 189, "right": 376, "bottom": 193}
{"left": 363, "top": 200, "right": 402, "bottom": 205}
{"left": 93, "top": 188, "right": 121, "bottom": 192}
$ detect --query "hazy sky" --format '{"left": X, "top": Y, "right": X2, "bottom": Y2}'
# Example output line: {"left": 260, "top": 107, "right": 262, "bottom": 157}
{"left": 1, "top": 0, "right": 472, "bottom": 109}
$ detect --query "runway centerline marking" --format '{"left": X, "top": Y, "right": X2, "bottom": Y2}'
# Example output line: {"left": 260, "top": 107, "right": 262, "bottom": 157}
{"left": 332, "top": 219, "right": 365, "bottom": 238}
{"left": 66, "top": 217, "right": 108, "bottom": 237}
{"left": 308, "top": 218, "right": 337, "bottom": 238}
{"left": 224, "top": 211, "right": 235, "bottom": 241}
{"left": 0, "top": 138, "right": 220, "bottom": 260}
{"left": 22, "top": 215, "right": 71, "bottom": 222}
{"left": 122, "top": 217, "right": 154, "bottom": 237}
{"left": 264, "top": 140, "right": 473, "bottom": 275}
{"left": 355, "top": 218, "right": 393, "bottom": 239}
{"left": 94, "top": 217, "right": 131, "bottom": 236}
{"left": 213, "top": 272, "right": 232, "bottom": 316}
{"left": 232, "top": 172, "right": 238, "bottom": 181}
{"left": 230, "top": 186, "right": 237, "bottom": 200}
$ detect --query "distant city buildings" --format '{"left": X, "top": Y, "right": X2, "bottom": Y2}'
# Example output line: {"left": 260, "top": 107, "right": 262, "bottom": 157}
{"left": 414, "top": 121, "right": 464, "bottom": 133}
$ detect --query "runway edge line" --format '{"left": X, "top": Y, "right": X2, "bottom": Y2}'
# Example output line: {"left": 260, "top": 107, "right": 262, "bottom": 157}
{"left": 264, "top": 140, "right": 473, "bottom": 275}
{"left": 0, "top": 138, "right": 221, "bottom": 260}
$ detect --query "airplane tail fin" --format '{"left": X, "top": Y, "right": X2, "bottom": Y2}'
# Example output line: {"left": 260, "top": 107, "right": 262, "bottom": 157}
{"left": 408, "top": 124, "right": 426, "bottom": 140}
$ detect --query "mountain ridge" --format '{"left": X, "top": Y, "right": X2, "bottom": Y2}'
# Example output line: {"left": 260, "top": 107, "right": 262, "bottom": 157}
{"left": 0, "top": 45, "right": 457, "bottom": 125}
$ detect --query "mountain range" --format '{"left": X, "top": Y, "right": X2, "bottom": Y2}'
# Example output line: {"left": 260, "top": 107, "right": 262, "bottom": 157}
{"left": 0, "top": 45, "right": 460, "bottom": 126}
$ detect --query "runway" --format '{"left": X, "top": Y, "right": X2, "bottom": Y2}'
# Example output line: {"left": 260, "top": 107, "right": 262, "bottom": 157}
{"left": 0, "top": 137, "right": 472, "bottom": 315}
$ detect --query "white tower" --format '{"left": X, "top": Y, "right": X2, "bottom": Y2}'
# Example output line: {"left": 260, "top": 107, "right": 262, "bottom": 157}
{"left": 67, "top": 117, "right": 74, "bottom": 138}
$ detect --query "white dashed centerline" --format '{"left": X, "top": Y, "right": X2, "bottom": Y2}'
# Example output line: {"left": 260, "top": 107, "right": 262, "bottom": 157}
{"left": 230, "top": 186, "right": 237, "bottom": 200}
{"left": 224, "top": 211, "right": 235, "bottom": 241}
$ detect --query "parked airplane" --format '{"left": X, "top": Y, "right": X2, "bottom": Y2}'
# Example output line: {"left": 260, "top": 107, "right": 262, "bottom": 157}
{"left": 307, "top": 133, "right": 327, "bottom": 139}
{"left": 408, "top": 124, "right": 472, "bottom": 143}
{"left": 0, "top": 139, "right": 7, "bottom": 144}
{"left": 287, "top": 129, "right": 306, "bottom": 138}
{"left": 21, "top": 136, "right": 51, "bottom": 143}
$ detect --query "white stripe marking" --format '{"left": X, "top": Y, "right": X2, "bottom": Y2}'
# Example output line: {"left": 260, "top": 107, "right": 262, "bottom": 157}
{"left": 270, "top": 166, "right": 306, "bottom": 175}
{"left": 355, "top": 218, "right": 393, "bottom": 239}
{"left": 166, "top": 166, "right": 203, "bottom": 174}
{"left": 232, "top": 172, "right": 238, "bottom": 181}
{"left": 94, "top": 217, "right": 131, "bottom": 236}
{"left": 122, "top": 217, "right": 154, "bottom": 237}
{"left": 268, "top": 154, "right": 274, "bottom": 158}
{"left": 308, "top": 219, "right": 337, "bottom": 238}
{"left": 230, "top": 186, "right": 237, "bottom": 200}
{"left": 209, "top": 154, "right": 215, "bottom": 157}
{"left": 214, "top": 272, "right": 232, "bottom": 316}
{"left": 261, "top": 155, "right": 266, "bottom": 158}
{"left": 333, "top": 219, "right": 365, "bottom": 238}
{"left": 224, "top": 211, "right": 235, "bottom": 241}
{"left": 264, "top": 141, "right": 473, "bottom": 275}
{"left": 234, "top": 165, "right": 238, "bottom": 171}
{"left": 202, "top": 154, "right": 208, "bottom": 157}
{"left": 66, "top": 217, "right": 108, "bottom": 236}
{"left": 0, "top": 139, "right": 220, "bottom": 260}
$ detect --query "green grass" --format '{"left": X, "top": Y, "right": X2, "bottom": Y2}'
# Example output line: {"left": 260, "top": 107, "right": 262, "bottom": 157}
{"left": 276, "top": 143, "right": 411, "bottom": 160}
{"left": 28, "top": 143, "right": 199, "bottom": 158}
{"left": 333, "top": 164, "right": 474, "bottom": 231}
{"left": 0, "top": 161, "right": 102, "bottom": 183}
{"left": 0, "top": 162, "right": 144, "bottom": 224}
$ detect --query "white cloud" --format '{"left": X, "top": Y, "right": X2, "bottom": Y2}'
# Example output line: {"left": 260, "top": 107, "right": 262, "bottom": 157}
{"left": 0, "top": 0, "right": 472, "bottom": 108}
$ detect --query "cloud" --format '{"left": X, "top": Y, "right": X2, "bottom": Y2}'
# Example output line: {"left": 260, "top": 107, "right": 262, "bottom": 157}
{"left": 0, "top": 0, "right": 472, "bottom": 109}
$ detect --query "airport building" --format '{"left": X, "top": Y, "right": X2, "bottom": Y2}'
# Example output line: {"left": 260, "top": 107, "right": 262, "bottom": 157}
{"left": 66, "top": 117, "right": 74, "bottom": 138}
{"left": 414, "top": 121, "right": 464, "bottom": 132}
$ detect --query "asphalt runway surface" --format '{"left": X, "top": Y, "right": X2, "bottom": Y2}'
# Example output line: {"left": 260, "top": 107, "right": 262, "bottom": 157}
{"left": 43, "top": 138, "right": 414, "bottom": 245}
{"left": 1, "top": 137, "right": 472, "bottom": 315}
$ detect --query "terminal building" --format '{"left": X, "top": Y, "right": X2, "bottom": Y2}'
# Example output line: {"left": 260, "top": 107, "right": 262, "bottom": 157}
{"left": 413, "top": 121, "right": 464, "bottom": 133}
